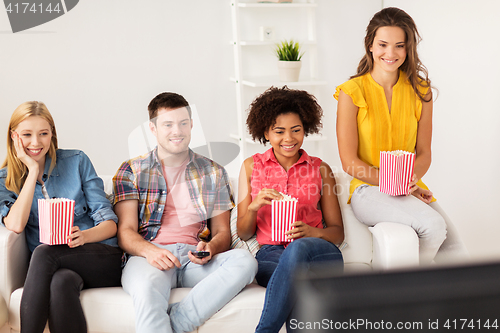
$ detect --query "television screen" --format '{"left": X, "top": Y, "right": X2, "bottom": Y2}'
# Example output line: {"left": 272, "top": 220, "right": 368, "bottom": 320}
{"left": 293, "top": 262, "right": 500, "bottom": 332}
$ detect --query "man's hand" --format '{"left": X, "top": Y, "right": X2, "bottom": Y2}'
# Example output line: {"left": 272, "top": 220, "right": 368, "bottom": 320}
{"left": 145, "top": 246, "right": 181, "bottom": 271}
{"left": 188, "top": 241, "right": 212, "bottom": 265}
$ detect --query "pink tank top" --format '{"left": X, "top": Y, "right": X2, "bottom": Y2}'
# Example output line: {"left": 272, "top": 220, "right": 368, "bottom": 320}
{"left": 251, "top": 148, "right": 323, "bottom": 245}
{"left": 153, "top": 158, "right": 201, "bottom": 246}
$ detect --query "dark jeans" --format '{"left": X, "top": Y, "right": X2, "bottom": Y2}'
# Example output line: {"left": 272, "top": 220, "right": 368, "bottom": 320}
{"left": 255, "top": 238, "right": 343, "bottom": 333}
{"left": 20, "top": 243, "right": 123, "bottom": 333}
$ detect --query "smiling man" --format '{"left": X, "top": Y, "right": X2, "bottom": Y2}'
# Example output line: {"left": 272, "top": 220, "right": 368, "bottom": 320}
{"left": 112, "top": 92, "right": 257, "bottom": 333}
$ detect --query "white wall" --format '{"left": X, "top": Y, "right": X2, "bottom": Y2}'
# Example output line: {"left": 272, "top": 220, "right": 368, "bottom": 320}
{"left": 0, "top": 1, "right": 236, "bottom": 175}
{"left": 0, "top": 0, "right": 498, "bottom": 260}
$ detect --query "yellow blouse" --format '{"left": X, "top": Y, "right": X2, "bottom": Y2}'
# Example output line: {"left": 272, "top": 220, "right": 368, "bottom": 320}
{"left": 334, "top": 71, "right": 435, "bottom": 203}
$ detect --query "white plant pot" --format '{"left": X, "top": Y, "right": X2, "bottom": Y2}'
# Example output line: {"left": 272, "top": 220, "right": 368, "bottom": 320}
{"left": 277, "top": 60, "right": 302, "bottom": 82}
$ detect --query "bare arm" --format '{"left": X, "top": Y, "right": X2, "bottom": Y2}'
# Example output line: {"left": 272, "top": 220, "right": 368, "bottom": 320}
{"left": 286, "top": 162, "right": 345, "bottom": 245}
{"left": 317, "top": 162, "right": 345, "bottom": 244}
{"left": 68, "top": 220, "right": 117, "bottom": 248}
{"left": 236, "top": 158, "right": 281, "bottom": 241}
{"left": 3, "top": 168, "right": 37, "bottom": 233}
{"left": 236, "top": 158, "right": 257, "bottom": 241}
{"left": 188, "top": 210, "right": 231, "bottom": 265}
{"left": 204, "top": 210, "right": 231, "bottom": 255}
{"left": 336, "top": 90, "right": 380, "bottom": 185}
{"left": 115, "top": 199, "right": 180, "bottom": 270}
{"left": 413, "top": 89, "right": 433, "bottom": 181}
{"left": 407, "top": 89, "right": 433, "bottom": 203}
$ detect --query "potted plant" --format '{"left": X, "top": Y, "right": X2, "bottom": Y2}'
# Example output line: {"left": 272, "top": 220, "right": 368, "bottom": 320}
{"left": 275, "top": 39, "right": 304, "bottom": 82}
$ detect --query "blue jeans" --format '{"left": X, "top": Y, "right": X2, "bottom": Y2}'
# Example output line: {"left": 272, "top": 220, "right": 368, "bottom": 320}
{"left": 255, "top": 238, "right": 343, "bottom": 333}
{"left": 122, "top": 244, "right": 257, "bottom": 333}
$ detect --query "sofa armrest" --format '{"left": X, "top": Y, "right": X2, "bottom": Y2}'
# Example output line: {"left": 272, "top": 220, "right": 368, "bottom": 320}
{"left": 0, "top": 228, "right": 29, "bottom": 307}
{"left": 0, "top": 294, "right": 7, "bottom": 328}
{"left": 369, "top": 222, "right": 419, "bottom": 270}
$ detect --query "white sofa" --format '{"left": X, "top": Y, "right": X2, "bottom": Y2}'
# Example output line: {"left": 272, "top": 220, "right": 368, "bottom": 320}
{"left": 0, "top": 296, "right": 7, "bottom": 330}
{"left": 0, "top": 172, "right": 420, "bottom": 333}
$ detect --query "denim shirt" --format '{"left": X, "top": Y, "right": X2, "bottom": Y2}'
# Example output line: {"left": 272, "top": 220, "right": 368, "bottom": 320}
{"left": 0, "top": 149, "right": 118, "bottom": 252}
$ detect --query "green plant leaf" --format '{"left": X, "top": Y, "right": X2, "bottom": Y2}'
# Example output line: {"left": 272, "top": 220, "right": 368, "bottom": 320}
{"left": 275, "top": 39, "right": 304, "bottom": 61}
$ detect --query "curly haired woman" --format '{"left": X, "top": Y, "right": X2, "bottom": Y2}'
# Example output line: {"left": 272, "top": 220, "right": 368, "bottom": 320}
{"left": 237, "top": 86, "right": 344, "bottom": 333}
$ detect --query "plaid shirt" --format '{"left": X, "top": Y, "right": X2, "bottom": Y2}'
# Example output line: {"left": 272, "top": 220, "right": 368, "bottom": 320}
{"left": 113, "top": 148, "right": 234, "bottom": 242}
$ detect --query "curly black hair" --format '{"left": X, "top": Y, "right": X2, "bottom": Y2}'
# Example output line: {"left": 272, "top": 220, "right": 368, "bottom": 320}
{"left": 246, "top": 86, "right": 323, "bottom": 145}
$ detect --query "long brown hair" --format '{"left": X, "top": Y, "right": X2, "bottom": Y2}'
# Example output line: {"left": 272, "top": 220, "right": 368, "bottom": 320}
{"left": 352, "top": 7, "right": 432, "bottom": 102}
{"left": 2, "top": 101, "right": 58, "bottom": 194}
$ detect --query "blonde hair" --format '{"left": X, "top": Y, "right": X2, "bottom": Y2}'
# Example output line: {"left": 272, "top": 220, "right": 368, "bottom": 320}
{"left": 2, "top": 101, "right": 58, "bottom": 194}
{"left": 352, "top": 7, "right": 431, "bottom": 102}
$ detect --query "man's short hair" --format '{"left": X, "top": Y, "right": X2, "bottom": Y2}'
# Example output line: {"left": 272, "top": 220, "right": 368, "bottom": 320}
{"left": 148, "top": 92, "right": 191, "bottom": 122}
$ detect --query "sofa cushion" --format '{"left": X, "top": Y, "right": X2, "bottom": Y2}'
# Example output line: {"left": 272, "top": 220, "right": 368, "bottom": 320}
{"left": 99, "top": 175, "right": 115, "bottom": 204}
{"left": 0, "top": 294, "right": 7, "bottom": 329}
{"left": 198, "top": 283, "right": 270, "bottom": 333}
{"left": 334, "top": 172, "right": 373, "bottom": 266}
{"left": 9, "top": 284, "right": 271, "bottom": 333}
{"left": 229, "top": 207, "right": 260, "bottom": 256}
{"left": 9, "top": 287, "right": 191, "bottom": 332}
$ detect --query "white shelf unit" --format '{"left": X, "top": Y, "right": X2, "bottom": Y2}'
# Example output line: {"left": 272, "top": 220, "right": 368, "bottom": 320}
{"left": 230, "top": 0, "right": 327, "bottom": 162}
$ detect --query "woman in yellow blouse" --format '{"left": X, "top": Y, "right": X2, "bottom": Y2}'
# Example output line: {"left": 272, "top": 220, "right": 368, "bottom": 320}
{"left": 335, "top": 7, "right": 467, "bottom": 264}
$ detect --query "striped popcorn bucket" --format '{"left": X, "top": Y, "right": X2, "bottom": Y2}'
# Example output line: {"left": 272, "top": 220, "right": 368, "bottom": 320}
{"left": 38, "top": 198, "right": 75, "bottom": 245}
{"left": 271, "top": 198, "right": 297, "bottom": 243}
{"left": 379, "top": 151, "right": 416, "bottom": 196}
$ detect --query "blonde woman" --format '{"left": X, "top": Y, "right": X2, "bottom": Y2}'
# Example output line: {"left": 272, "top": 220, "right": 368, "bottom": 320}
{"left": 0, "top": 101, "right": 122, "bottom": 333}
